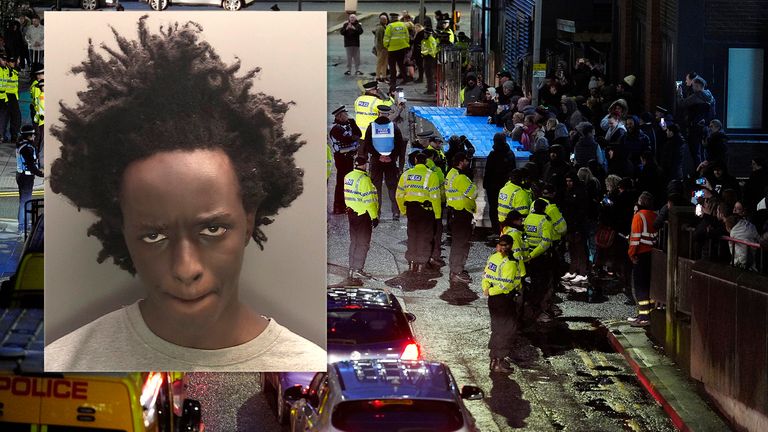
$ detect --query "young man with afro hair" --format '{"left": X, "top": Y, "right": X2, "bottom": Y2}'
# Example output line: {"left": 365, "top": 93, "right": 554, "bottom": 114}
{"left": 45, "top": 16, "right": 326, "bottom": 372}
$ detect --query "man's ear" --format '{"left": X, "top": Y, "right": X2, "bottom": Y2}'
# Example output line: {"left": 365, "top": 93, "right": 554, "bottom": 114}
{"left": 245, "top": 212, "right": 256, "bottom": 245}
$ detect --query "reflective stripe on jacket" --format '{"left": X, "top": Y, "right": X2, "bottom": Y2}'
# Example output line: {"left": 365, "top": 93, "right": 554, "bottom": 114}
{"left": 344, "top": 169, "right": 379, "bottom": 219}
{"left": 445, "top": 168, "right": 476, "bottom": 212}
{"left": 498, "top": 181, "right": 530, "bottom": 222}
{"left": 524, "top": 213, "right": 554, "bottom": 259}
{"left": 396, "top": 164, "right": 442, "bottom": 218}
{"left": 383, "top": 21, "right": 410, "bottom": 52}
{"left": 482, "top": 251, "right": 522, "bottom": 295}
{"left": 628, "top": 210, "right": 658, "bottom": 258}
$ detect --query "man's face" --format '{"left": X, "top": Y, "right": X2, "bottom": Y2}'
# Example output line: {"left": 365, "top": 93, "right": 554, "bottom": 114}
{"left": 458, "top": 159, "right": 469, "bottom": 170}
{"left": 497, "top": 240, "right": 512, "bottom": 255}
{"left": 380, "top": 15, "right": 388, "bottom": 25}
{"left": 32, "top": 18, "right": 40, "bottom": 27}
{"left": 708, "top": 122, "right": 718, "bottom": 133}
{"left": 566, "top": 178, "right": 574, "bottom": 189}
{"left": 626, "top": 118, "right": 636, "bottom": 132}
{"left": 120, "top": 149, "right": 255, "bottom": 334}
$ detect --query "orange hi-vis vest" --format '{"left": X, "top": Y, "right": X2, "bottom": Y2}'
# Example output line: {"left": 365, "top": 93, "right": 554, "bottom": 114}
{"left": 628, "top": 209, "right": 657, "bottom": 258}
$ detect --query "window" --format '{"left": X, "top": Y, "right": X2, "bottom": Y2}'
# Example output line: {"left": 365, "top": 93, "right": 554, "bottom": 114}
{"left": 727, "top": 48, "right": 764, "bottom": 129}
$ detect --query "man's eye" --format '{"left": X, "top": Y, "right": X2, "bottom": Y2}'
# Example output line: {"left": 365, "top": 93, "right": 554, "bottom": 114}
{"left": 141, "top": 233, "right": 167, "bottom": 243}
{"left": 201, "top": 226, "right": 227, "bottom": 237}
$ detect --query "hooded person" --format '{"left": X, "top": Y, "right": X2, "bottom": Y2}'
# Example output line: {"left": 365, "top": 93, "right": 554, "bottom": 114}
{"left": 621, "top": 115, "right": 651, "bottom": 168}
{"left": 483, "top": 133, "right": 516, "bottom": 234}
{"left": 460, "top": 72, "right": 483, "bottom": 107}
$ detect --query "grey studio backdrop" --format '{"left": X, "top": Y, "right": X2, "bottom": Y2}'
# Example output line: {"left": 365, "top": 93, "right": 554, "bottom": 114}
{"left": 44, "top": 12, "right": 328, "bottom": 348}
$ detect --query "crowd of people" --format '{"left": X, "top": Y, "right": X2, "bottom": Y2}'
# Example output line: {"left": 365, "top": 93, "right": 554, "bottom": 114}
{"left": 329, "top": 50, "right": 768, "bottom": 371}
{"left": 340, "top": 9, "right": 470, "bottom": 96}
{"left": 1, "top": 12, "right": 46, "bottom": 235}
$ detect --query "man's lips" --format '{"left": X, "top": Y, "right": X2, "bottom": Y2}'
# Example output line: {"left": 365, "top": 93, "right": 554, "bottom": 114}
{"left": 165, "top": 291, "right": 215, "bottom": 304}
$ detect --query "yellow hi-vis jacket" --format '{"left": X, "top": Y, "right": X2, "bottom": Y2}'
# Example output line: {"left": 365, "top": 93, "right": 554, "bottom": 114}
{"left": 482, "top": 251, "right": 523, "bottom": 295}
{"left": 383, "top": 21, "right": 410, "bottom": 52}
{"left": 354, "top": 94, "right": 393, "bottom": 134}
{"left": 396, "top": 163, "right": 442, "bottom": 219}
{"left": 498, "top": 181, "right": 531, "bottom": 222}
{"left": 421, "top": 35, "right": 438, "bottom": 57}
{"left": 31, "top": 83, "right": 44, "bottom": 126}
{"left": 445, "top": 168, "right": 476, "bottom": 213}
{"left": 524, "top": 212, "right": 554, "bottom": 259}
{"left": 344, "top": 168, "right": 379, "bottom": 219}
{"left": 426, "top": 159, "right": 446, "bottom": 202}
{"left": 326, "top": 144, "right": 333, "bottom": 180}
{"left": 0, "top": 67, "right": 7, "bottom": 102}
{"left": 4, "top": 68, "right": 18, "bottom": 98}
{"left": 531, "top": 198, "right": 567, "bottom": 241}
{"left": 500, "top": 226, "right": 529, "bottom": 277}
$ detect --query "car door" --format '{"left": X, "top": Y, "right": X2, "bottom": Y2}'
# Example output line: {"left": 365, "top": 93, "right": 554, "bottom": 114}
{"left": 292, "top": 372, "right": 326, "bottom": 432}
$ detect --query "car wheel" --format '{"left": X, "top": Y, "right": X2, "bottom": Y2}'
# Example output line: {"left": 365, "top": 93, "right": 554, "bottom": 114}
{"left": 276, "top": 381, "right": 288, "bottom": 425}
{"left": 149, "top": 0, "right": 169, "bottom": 11}
{"left": 222, "top": 0, "right": 242, "bottom": 11}
{"left": 80, "top": 0, "right": 98, "bottom": 10}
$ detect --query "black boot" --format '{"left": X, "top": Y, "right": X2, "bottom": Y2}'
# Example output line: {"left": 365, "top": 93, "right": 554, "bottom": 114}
{"left": 491, "top": 358, "right": 514, "bottom": 373}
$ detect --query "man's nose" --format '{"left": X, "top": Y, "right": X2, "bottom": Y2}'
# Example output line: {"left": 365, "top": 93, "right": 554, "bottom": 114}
{"left": 171, "top": 238, "right": 204, "bottom": 285}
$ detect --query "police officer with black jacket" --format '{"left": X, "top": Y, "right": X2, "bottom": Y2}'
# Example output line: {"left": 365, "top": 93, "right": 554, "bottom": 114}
{"left": 16, "top": 125, "right": 43, "bottom": 233}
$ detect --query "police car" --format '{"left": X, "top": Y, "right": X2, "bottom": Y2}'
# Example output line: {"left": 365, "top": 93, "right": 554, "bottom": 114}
{"left": 286, "top": 360, "right": 484, "bottom": 432}
{"left": 260, "top": 371, "right": 316, "bottom": 425}
{"left": 327, "top": 287, "right": 420, "bottom": 364}
{"left": 146, "top": 0, "right": 258, "bottom": 11}
{"left": 0, "top": 371, "right": 202, "bottom": 431}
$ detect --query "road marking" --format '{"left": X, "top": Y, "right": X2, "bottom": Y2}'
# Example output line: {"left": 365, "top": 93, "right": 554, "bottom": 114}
{"left": 0, "top": 190, "right": 44, "bottom": 198}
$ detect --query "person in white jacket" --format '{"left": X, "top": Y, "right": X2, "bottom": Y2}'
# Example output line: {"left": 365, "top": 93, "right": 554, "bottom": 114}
{"left": 725, "top": 214, "right": 759, "bottom": 269}
{"left": 24, "top": 16, "right": 44, "bottom": 65}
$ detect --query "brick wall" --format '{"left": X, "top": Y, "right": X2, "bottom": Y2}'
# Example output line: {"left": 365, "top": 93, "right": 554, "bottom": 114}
{"left": 704, "top": 1, "right": 768, "bottom": 43}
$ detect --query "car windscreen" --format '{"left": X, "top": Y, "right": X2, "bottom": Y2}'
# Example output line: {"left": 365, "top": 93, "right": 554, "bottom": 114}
{"left": 327, "top": 309, "right": 411, "bottom": 344}
{"left": 331, "top": 399, "right": 464, "bottom": 432}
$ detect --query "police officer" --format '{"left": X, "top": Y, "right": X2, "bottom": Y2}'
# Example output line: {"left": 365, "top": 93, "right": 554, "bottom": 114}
{"left": 420, "top": 26, "right": 438, "bottom": 95}
{"left": 500, "top": 210, "right": 530, "bottom": 281}
{"left": 16, "top": 125, "right": 43, "bottom": 233}
{"left": 3, "top": 57, "right": 21, "bottom": 143}
{"left": 397, "top": 151, "right": 442, "bottom": 273}
{"left": 498, "top": 168, "right": 532, "bottom": 227}
{"left": 524, "top": 199, "right": 555, "bottom": 323}
{"left": 30, "top": 68, "right": 44, "bottom": 154}
{"left": 437, "top": 18, "right": 455, "bottom": 45}
{"left": 383, "top": 12, "right": 411, "bottom": 92}
{"left": 354, "top": 81, "right": 392, "bottom": 134}
{"left": 483, "top": 234, "right": 524, "bottom": 373}
{"left": 426, "top": 136, "right": 447, "bottom": 173}
{"left": 344, "top": 155, "right": 380, "bottom": 286}
{"left": 423, "top": 148, "right": 446, "bottom": 268}
{"left": 359, "top": 104, "right": 406, "bottom": 220}
{"left": 329, "top": 105, "right": 363, "bottom": 214}
{"left": 445, "top": 152, "right": 476, "bottom": 283}
{"left": 0, "top": 55, "right": 8, "bottom": 143}
{"left": 535, "top": 183, "right": 567, "bottom": 242}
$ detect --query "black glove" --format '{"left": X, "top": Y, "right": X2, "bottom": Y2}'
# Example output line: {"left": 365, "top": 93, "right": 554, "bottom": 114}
{"left": 372, "top": 218, "right": 379, "bottom": 228}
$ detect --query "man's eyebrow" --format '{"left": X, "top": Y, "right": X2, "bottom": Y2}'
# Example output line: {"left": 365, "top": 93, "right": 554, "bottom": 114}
{"left": 196, "top": 211, "right": 235, "bottom": 224}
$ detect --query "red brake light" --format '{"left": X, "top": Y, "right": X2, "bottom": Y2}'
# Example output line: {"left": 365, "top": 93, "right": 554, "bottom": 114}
{"left": 400, "top": 343, "right": 420, "bottom": 360}
{"left": 343, "top": 305, "right": 362, "bottom": 309}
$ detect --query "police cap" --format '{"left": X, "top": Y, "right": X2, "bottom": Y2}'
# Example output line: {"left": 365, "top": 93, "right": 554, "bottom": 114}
{"left": 33, "top": 67, "right": 44, "bottom": 75}
{"left": 654, "top": 105, "right": 669, "bottom": 114}
{"left": 332, "top": 105, "right": 347, "bottom": 116}
{"left": 355, "top": 155, "right": 368, "bottom": 166}
{"left": 20, "top": 125, "right": 36, "bottom": 136}
{"left": 376, "top": 104, "right": 392, "bottom": 113}
{"left": 416, "top": 131, "right": 434, "bottom": 139}
{"left": 363, "top": 81, "right": 379, "bottom": 90}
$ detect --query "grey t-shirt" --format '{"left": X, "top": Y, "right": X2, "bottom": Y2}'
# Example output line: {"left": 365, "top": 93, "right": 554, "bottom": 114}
{"left": 45, "top": 301, "right": 327, "bottom": 372}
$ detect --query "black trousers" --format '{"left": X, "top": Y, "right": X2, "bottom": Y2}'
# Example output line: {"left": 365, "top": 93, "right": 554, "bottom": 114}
{"left": 4, "top": 95, "right": 20, "bottom": 142}
{"left": 405, "top": 202, "right": 435, "bottom": 264}
{"left": 431, "top": 205, "right": 445, "bottom": 260}
{"left": 485, "top": 188, "right": 501, "bottom": 234}
{"left": 370, "top": 161, "right": 400, "bottom": 217}
{"left": 632, "top": 252, "right": 652, "bottom": 314}
{"left": 488, "top": 291, "right": 522, "bottom": 359}
{"left": 348, "top": 211, "right": 373, "bottom": 271}
{"left": 0, "top": 101, "right": 7, "bottom": 142}
{"left": 526, "top": 254, "right": 553, "bottom": 315}
{"left": 424, "top": 56, "right": 436, "bottom": 93}
{"left": 449, "top": 209, "right": 473, "bottom": 274}
{"left": 333, "top": 151, "right": 355, "bottom": 212}
{"left": 387, "top": 47, "right": 408, "bottom": 91}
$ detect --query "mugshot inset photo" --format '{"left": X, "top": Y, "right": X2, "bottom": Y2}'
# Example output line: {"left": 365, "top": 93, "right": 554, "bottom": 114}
{"left": 43, "top": 12, "right": 327, "bottom": 372}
